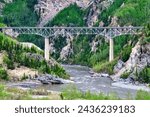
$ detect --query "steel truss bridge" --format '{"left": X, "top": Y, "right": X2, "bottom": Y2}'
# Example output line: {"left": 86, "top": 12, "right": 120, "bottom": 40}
{"left": 0, "top": 27, "right": 143, "bottom": 61}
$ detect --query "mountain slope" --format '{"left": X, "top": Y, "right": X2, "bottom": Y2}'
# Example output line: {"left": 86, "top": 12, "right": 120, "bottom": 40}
{"left": 0, "top": 33, "right": 69, "bottom": 80}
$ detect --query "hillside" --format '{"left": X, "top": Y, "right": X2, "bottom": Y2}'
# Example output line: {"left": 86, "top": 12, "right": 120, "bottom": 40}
{"left": 0, "top": 0, "right": 149, "bottom": 85}
{"left": 0, "top": 33, "right": 69, "bottom": 81}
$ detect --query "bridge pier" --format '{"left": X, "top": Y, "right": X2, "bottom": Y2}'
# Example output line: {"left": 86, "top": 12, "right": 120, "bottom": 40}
{"left": 109, "top": 38, "right": 114, "bottom": 62}
{"left": 44, "top": 37, "right": 50, "bottom": 61}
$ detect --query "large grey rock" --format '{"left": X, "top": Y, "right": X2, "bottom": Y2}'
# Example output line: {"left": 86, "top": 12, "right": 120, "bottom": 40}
{"left": 60, "top": 34, "right": 74, "bottom": 61}
{"left": 37, "top": 74, "right": 74, "bottom": 85}
{"left": 114, "top": 60, "right": 125, "bottom": 73}
{"left": 37, "top": 74, "right": 63, "bottom": 85}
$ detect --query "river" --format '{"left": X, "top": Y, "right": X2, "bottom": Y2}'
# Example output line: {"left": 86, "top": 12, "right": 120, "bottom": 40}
{"left": 7, "top": 64, "right": 150, "bottom": 99}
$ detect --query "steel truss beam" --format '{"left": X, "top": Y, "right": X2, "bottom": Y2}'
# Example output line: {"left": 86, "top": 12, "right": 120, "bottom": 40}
{"left": 0, "top": 27, "right": 143, "bottom": 38}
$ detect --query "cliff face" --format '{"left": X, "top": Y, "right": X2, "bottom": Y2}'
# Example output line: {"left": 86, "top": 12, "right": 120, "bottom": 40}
{"left": 35, "top": 0, "right": 91, "bottom": 27}
{"left": 113, "top": 42, "right": 150, "bottom": 80}
{"left": 35, "top": 0, "right": 113, "bottom": 27}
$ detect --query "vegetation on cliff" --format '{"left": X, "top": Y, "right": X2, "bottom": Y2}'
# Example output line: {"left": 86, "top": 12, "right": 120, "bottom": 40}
{"left": 2, "top": 0, "right": 38, "bottom": 26}
{"left": 0, "top": 33, "right": 69, "bottom": 80}
{"left": 47, "top": 4, "right": 87, "bottom": 27}
{"left": 115, "top": 0, "right": 150, "bottom": 26}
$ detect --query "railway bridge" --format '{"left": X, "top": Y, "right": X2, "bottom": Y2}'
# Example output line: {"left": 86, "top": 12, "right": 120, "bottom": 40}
{"left": 0, "top": 27, "right": 143, "bottom": 61}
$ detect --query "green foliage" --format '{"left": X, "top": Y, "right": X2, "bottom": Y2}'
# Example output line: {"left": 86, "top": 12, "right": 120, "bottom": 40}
{"left": 120, "top": 45, "right": 132, "bottom": 62}
{"left": 2, "top": 0, "right": 39, "bottom": 26}
{"left": 47, "top": 4, "right": 86, "bottom": 27}
{"left": 139, "top": 66, "right": 150, "bottom": 83}
{"left": 18, "top": 34, "right": 44, "bottom": 50}
{"left": 62, "top": 86, "right": 119, "bottom": 100}
{"left": 0, "top": 85, "right": 10, "bottom": 99}
{"left": 0, "top": 23, "right": 6, "bottom": 27}
{"left": 136, "top": 90, "right": 150, "bottom": 100}
{"left": 115, "top": 0, "right": 150, "bottom": 26}
{"left": 140, "top": 23, "right": 150, "bottom": 44}
{"left": 93, "top": 58, "right": 118, "bottom": 75}
{"left": 0, "top": 33, "right": 68, "bottom": 79}
{"left": 0, "top": 66, "right": 9, "bottom": 80}
{"left": 120, "top": 72, "right": 131, "bottom": 79}
{"left": 71, "top": 35, "right": 92, "bottom": 65}
{"left": 3, "top": 54, "right": 15, "bottom": 70}
{"left": 98, "top": 0, "right": 124, "bottom": 26}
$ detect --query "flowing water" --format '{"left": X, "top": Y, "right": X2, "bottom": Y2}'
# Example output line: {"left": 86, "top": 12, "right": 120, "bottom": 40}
{"left": 7, "top": 65, "right": 150, "bottom": 99}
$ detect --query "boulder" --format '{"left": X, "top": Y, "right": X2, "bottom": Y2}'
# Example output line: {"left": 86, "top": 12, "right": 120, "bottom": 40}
{"left": 101, "top": 73, "right": 109, "bottom": 77}
{"left": 37, "top": 74, "right": 73, "bottom": 85}
{"left": 114, "top": 59, "right": 125, "bottom": 73}
{"left": 37, "top": 74, "right": 64, "bottom": 85}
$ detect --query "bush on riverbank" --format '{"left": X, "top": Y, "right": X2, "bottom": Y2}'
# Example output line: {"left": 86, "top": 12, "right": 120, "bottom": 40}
{"left": 0, "top": 66, "right": 9, "bottom": 80}
{"left": 61, "top": 86, "right": 119, "bottom": 100}
{"left": 120, "top": 72, "right": 131, "bottom": 79}
{"left": 93, "top": 58, "right": 118, "bottom": 75}
{"left": 139, "top": 66, "right": 150, "bottom": 83}
{"left": 135, "top": 90, "right": 150, "bottom": 100}
{"left": 61, "top": 87, "right": 150, "bottom": 100}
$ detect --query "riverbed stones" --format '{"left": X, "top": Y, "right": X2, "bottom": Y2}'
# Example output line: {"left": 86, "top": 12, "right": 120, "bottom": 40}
{"left": 37, "top": 74, "right": 73, "bottom": 85}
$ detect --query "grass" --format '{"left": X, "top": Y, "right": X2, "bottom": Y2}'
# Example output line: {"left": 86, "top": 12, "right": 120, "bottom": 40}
{"left": 93, "top": 58, "right": 118, "bottom": 75}
{"left": 1, "top": 84, "right": 150, "bottom": 100}
{"left": 62, "top": 86, "right": 150, "bottom": 100}
{"left": 0, "top": 84, "right": 61, "bottom": 100}
{"left": 61, "top": 85, "right": 119, "bottom": 100}
{"left": 135, "top": 90, "right": 150, "bottom": 100}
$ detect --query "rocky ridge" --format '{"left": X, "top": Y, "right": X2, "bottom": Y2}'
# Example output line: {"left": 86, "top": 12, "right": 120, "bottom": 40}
{"left": 35, "top": 0, "right": 91, "bottom": 27}
{"left": 112, "top": 42, "right": 150, "bottom": 81}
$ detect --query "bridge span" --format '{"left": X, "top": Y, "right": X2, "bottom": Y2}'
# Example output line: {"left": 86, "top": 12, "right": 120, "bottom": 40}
{"left": 0, "top": 27, "right": 143, "bottom": 61}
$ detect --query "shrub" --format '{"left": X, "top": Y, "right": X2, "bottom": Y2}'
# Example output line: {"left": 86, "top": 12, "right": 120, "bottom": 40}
{"left": 139, "top": 66, "right": 150, "bottom": 83}
{"left": 3, "top": 55, "right": 15, "bottom": 70}
{"left": 120, "top": 72, "right": 131, "bottom": 79}
{"left": 0, "top": 67, "right": 9, "bottom": 80}
{"left": 93, "top": 58, "right": 118, "bottom": 75}
{"left": 120, "top": 45, "right": 132, "bottom": 62}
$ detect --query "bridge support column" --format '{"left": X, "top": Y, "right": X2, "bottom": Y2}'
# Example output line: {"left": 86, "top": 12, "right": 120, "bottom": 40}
{"left": 44, "top": 38, "right": 50, "bottom": 61}
{"left": 109, "top": 38, "right": 114, "bottom": 62}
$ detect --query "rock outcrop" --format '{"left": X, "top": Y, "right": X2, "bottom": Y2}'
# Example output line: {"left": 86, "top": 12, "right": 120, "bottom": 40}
{"left": 112, "top": 42, "right": 150, "bottom": 80}
{"left": 113, "top": 59, "right": 125, "bottom": 73}
{"left": 86, "top": 0, "right": 114, "bottom": 27}
{"left": 60, "top": 34, "right": 74, "bottom": 61}
{"left": 35, "top": 0, "right": 92, "bottom": 27}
